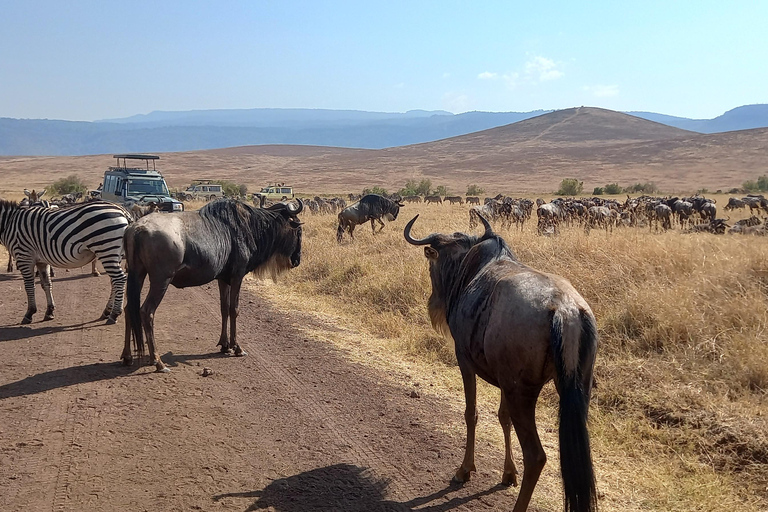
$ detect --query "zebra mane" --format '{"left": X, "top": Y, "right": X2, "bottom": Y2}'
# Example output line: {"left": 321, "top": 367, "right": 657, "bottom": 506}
{"left": 0, "top": 199, "right": 20, "bottom": 209}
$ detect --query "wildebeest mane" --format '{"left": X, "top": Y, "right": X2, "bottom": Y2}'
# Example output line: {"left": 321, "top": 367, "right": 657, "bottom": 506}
{"left": 198, "top": 198, "right": 301, "bottom": 280}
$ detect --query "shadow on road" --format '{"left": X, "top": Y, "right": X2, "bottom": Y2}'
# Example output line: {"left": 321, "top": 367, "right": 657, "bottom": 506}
{"left": 0, "top": 360, "right": 139, "bottom": 400}
{"left": 0, "top": 318, "right": 105, "bottom": 342}
{"left": 213, "top": 463, "right": 510, "bottom": 512}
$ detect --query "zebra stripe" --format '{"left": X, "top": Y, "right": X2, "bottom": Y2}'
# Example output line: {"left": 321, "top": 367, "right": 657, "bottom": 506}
{"left": 0, "top": 200, "right": 132, "bottom": 324}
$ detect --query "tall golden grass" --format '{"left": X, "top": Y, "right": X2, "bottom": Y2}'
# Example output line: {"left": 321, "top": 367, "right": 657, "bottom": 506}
{"left": 254, "top": 201, "right": 767, "bottom": 511}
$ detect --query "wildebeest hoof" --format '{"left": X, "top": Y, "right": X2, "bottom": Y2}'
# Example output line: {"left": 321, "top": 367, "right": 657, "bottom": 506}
{"left": 43, "top": 314, "right": 55, "bottom": 321}
{"left": 234, "top": 348, "right": 247, "bottom": 357}
{"left": 453, "top": 465, "right": 475, "bottom": 483}
{"left": 122, "top": 357, "right": 132, "bottom": 366}
{"left": 501, "top": 472, "right": 518, "bottom": 487}
{"left": 219, "top": 345, "right": 230, "bottom": 354}
{"left": 21, "top": 316, "right": 32, "bottom": 325}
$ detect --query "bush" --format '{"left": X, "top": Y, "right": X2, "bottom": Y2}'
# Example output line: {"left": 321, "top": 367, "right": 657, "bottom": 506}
{"left": 49, "top": 175, "right": 88, "bottom": 196}
{"left": 556, "top": 178, "right": 583, "bottom": 196}
{"left": 626, "top": 182, "right": 658, "bottom": 194}
{"left": 604, "top": 183, "right": 623, "bottom": 194}
{"left": 398, "top": 179, "right": 432, "bottom": 197}
{"left": 203, "top": 180, "right": 247, "bottom": 198}
{"left": 362, "top": 186, "right": 389, "bottom": 196}
{"left": 743, "top": 180, "right": 759, "bottom": 193}
{"left": 728, "top": 187, "right": 741, "bottom": 194}
{"left": 593, "top": 187, "right": 604, "bottom": 195}
{"left": 758, "top": 175, "right": 768, "bottom": 191}
{"left": 466, "top": 184, "right": 485, "bottom": 196}
{"left": 433, "top": 185, "right": 448, "bottom": 196}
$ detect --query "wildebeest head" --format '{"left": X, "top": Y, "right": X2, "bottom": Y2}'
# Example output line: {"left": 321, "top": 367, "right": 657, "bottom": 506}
{"left": 268, "top": 199, "right": 304, "bottom": 268}
{"left": 404, "top": 213, "right": 510, "bottom": 335}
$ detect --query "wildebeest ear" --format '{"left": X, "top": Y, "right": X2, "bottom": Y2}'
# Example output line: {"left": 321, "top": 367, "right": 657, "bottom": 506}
{"left": 424, "top": 246, "right": 438, "bottom": 260}
{"left": 289, "top": 220, "right": 303, "bottom": 229}
{"left": 398, "top": 202, "right": 405, "bottom": 207}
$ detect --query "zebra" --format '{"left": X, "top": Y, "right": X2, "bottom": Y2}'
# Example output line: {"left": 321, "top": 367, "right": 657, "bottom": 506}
{"left": 0, "top": 199, "right": 132, "bottom": 324}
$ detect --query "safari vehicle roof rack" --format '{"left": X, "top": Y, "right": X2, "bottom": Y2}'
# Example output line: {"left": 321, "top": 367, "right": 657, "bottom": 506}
{"left": 112, "top": 154, "right": 160, "bottom": 173}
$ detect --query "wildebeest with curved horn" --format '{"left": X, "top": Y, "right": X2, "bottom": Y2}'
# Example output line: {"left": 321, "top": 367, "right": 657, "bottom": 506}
{"left": 404, "top": 214, "right": 598, "bottom": 512}
{"left": 336, "top": 194, "right": 404, "bottom": 243}
{"left": 122, "top": 198, "right": 304, "bottom": 372}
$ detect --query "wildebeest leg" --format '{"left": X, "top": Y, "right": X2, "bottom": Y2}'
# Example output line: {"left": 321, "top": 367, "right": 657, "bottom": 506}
{"left": 217, "top": 280, "right": 231, "bottom": 352}
{"left": 35, "top": 262, "right": 56, "bottom": 321}
{"left": 507, "top": 388, "right": 546, "bottom": 512}
{"left": 376, "top": 218, "right": 385, "bottom": 233}
{"left": 454, "top": 366, "right": 478, "bottom": 482}
{"left": 498, "top": 392, "right": 518, "bottom": 486}
{"left": 228, "top": 277, "right": 247, "bottom": 357}
{"left": 140, "top": 276, "right": 172, "bottom": 372}
{"left": 370, "top": 218, "right": 377, "bottom": 234}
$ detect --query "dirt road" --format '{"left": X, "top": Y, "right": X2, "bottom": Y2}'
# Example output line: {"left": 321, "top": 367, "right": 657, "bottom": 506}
{"left": 0, "top": 268, "right": 524, "bottom": 511}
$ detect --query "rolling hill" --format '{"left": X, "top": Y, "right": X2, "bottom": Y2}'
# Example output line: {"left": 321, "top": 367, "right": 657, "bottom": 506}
{"left": 2, "top": 107, "right": 767, "bottom": 197}
{"left": 3, "top": 104, "right": 768, "bottom": 157}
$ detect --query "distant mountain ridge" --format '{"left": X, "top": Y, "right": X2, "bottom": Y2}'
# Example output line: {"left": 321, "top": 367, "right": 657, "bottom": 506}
{"left": 1, "top": 104, "right": 766, "bottom": 156}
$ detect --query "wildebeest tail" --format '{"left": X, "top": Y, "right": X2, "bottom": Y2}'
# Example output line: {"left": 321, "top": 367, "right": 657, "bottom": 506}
{"left": 551, "top": 309, "right": 598, "bottom": 512}
{"left": 123, "top": 230, "right": 145, "bottom": 358}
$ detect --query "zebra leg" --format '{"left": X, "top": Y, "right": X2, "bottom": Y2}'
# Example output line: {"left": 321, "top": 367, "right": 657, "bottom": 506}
{"left": 91, "top": 260, "right": 100, "bottom": 277}
{"left": 105, "top": 265, "right": 127, "bottom": 324}
{"left": 6, "top": 253, "right": 12, "bottom": 272}
{"left": 36, "top": 262, "right": 56, "bottom": 321}
{"left": 18, "top": 262, "right": 37, "bottom": 324}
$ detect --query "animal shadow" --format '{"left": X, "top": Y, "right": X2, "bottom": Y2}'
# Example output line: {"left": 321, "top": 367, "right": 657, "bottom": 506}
{"left": 213, "top": 463, "right": 509, "bottom": 512}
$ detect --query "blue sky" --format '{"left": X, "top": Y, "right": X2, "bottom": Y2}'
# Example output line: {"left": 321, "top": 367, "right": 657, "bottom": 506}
{"left": 1, "top": 1, "right": 766, "bottom": 121}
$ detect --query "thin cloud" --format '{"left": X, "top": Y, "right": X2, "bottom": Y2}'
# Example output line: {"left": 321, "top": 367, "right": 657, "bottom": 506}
{"left": 525, "top": 56, "right": 564, "bottom": 82}
{"left": 442, "top": 92, "right": 470, "bottom": 112}
{"left": 477, "top": 72, "right": 498, "bottom": 80}
{"left": 502, "top": 72, "right": 519, "bottom": 90}
{"left": 584, "top": 84, "right": 619, "bottom": 97}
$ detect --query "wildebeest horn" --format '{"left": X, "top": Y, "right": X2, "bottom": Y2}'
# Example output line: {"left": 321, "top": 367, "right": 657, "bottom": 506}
{"left": 478, "top": 214, "right": 494, "bottom": 238}
{"left": 289, "top": 198, "right": 304, "bottom": 215}
{"left": 403, "top": 215, "right": 435, "bottom": 245}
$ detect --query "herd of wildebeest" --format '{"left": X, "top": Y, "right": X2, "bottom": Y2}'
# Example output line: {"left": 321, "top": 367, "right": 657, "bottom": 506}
{"left": 305, "top": 191, "right": 768, "bottom": 237}
{"left": 3, "top": 185, "right": 767, "bottom": 512}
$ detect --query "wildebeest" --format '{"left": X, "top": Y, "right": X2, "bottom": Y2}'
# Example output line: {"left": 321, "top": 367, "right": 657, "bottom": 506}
{"left": 424, "top": 195, "right": 443, "bottom": 205}
{"left": 404, "top": 214, "right": 598, "bottom": 512}
{"left": 336, "top": 194, "right": 403, "bottom": 243}
{"left": 122, "top": 198, "right": 304, "bottom": 372}
{"left": 724, "top": 198, "right": 746, "bottom": 211}
{"left": 445, "top": 196, "right": 464, "bottom": 205}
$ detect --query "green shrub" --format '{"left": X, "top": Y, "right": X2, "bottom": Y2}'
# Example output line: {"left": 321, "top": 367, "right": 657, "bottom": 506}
{"left": 49, "top": 175, "right": 88, "bottom": 196}
{"left": 363, "top": 186, "right": 389, "bottom": 196}
{"left": 556, "top": 178, "right": 583, "bottom": 196}
{"left": 466, "top": 184, "right": 485, "bottom": 196}
{"left": 604, "top": 183, "right": 623, "bottom": 194}
{"left": 433, "top": 185, "right": 448, "bottom": 196}
{"left": 593, "top": 187, "right": 604, "bottom": 195}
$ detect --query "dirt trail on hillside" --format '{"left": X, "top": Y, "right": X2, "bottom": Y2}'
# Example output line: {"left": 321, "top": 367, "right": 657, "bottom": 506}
{"left": 0, "top": 268, "right": 529, "bottom": 511}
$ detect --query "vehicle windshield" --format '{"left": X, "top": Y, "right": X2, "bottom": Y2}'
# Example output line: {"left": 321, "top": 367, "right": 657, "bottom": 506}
{"left": 127, "top": 178, "right": 169, "bottom": 197}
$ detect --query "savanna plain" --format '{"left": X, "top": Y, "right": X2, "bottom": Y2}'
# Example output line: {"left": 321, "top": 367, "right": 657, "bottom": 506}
{"left": 1, "top": 108, "right": 768, "bottom": 511}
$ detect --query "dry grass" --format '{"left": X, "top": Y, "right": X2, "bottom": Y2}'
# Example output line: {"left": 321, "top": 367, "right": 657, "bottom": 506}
{"left": 250, "top": 202, "right": 768, "bottom": 512}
